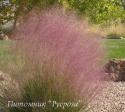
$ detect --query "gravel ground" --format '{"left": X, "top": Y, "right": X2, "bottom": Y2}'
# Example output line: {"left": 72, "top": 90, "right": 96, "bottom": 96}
{"left": 88, "top": 81, "right": 125, "bottom": 112}
{"left": 0, "top": 71, "right": 19, "bottom": 112}
{"left": 0, "top": 71, "right": 12, "bottom": 96}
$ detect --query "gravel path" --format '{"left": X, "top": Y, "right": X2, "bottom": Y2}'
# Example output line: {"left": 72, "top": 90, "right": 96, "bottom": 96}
{"left": 88, "top": 81, "right": 125, "bottom": 112}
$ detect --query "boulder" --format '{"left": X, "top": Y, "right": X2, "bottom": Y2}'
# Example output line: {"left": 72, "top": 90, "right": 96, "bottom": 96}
{"left": 105, "top": 59, "right": 125, "bottom": 81}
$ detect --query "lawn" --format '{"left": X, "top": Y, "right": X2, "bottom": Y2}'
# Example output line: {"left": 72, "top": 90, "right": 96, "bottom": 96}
{"left": 0, "top": 40, "right": 13, "bottom": 71}
{"left": 0, "top": 39, "right": 125, "bottom": 70}
{"left": 0, "top": 40, "right": 11, "bottom": 58}
{"left": 105, "top": 39, "right": 125, "bottom": 59}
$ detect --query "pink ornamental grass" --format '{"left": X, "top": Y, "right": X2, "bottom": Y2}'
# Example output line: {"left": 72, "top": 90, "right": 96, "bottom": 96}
{"left": 12, "top": 8, "right": 104, "bottom": 93}
{"left": 0, "top": 8, "right": 105, "bottom": 112}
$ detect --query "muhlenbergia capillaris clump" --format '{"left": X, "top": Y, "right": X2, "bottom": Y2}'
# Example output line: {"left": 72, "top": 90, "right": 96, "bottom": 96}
{"left": 1, "top": 8, "right": 104, "bottom": 112}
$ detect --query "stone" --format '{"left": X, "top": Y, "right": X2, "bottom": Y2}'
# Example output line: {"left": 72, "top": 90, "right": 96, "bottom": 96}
{"left": 0, "top": 71, "right": 19, "bottom": 97}
{"left": 105, "top": 59, "right": 125, "bottom": 81}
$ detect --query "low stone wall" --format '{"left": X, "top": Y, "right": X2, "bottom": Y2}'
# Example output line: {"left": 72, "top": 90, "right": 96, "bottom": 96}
{"left": 105, "top": 59, "right": 125, "bottom": 81}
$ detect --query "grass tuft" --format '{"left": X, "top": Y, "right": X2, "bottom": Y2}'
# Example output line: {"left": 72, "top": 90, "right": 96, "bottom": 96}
{"left": 0, "top": 8, "right": 104, "bottom": 112}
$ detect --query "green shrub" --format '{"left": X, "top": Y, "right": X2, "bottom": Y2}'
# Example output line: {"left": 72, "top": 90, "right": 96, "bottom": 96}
{"left": 107, "top": 33, "right": 122, "bottom": 39}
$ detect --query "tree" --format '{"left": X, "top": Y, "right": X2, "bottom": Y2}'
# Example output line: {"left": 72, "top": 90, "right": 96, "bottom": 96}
{"left": 0, "top": 0, "right": 125, "bottom": 34}
{"left": 10, "top": 0, "right": 60, "bottom": 30}
{"left": 62, "top": 0, "right": 125, "bottom": 24}
{"left": 0, "top": 0, "right": 60, "bottom": 33}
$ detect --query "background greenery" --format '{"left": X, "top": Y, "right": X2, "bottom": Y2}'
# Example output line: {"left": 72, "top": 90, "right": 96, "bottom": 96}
{"left": 0, "top": 0, "right": 125, "bottom": 33}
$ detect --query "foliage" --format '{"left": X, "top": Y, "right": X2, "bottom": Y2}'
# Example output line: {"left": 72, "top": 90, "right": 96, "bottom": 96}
{"left": 63, "top": 0, "right": 125, "bottom": 24}
{"left": 0, "top": 0, "right": 60, "bottom": 32}
{"left": 0, "top": 0, "right": 14, "bottom": 29}
{"left": 0, "top": 0, "right": 125, "bottom": 32}
{"left": 10, "top": 0, "right": 59, "bottom": 14}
